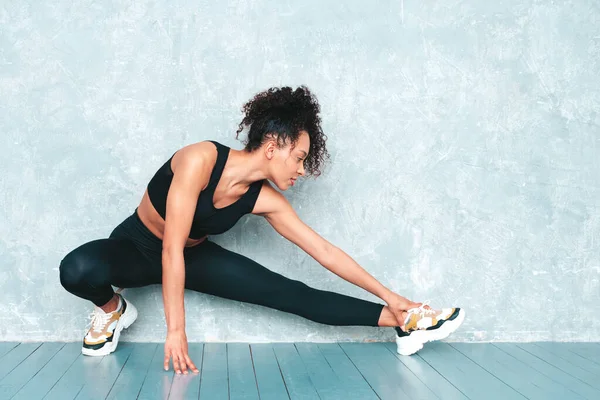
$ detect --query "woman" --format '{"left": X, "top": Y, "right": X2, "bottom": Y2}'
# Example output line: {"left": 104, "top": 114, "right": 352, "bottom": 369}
{"left": 59, "top": 86, "right": 465, "bottom": 374}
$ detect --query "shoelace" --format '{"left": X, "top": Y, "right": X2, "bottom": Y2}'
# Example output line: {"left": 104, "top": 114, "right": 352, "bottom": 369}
{"left": 407, "top": 300, "right": 437, "bottom": 318}
{"left": 86, "top": 289, "right": 124, "bottom": 334}
{"left": 88, "top": 308, "right": 113, "bottom": 333}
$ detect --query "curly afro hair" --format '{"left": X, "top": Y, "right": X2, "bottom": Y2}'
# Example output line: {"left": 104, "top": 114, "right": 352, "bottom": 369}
{"left": 235, "top": 85, "right": 330, "bottom": 177}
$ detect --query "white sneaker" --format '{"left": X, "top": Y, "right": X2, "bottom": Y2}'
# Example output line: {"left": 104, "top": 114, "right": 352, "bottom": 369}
{"left": 81, "top": 290, "right": 137, "bottom": 356}
{"left": 395, "top": 301, "right": 465, "bottom": 356}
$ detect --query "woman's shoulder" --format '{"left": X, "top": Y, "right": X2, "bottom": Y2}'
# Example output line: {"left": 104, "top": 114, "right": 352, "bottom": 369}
{"left": 170, "top": 141, "right": 220, "bottom": 174}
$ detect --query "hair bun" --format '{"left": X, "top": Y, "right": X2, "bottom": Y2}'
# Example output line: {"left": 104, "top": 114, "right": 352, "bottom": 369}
{"left": 235, "top": 85, "right": 329, "bottom": 177}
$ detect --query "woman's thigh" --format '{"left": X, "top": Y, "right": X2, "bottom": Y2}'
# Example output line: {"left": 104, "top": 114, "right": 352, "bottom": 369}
{"left": 62, "top": 238, "right": 160, "bottom": 286}
{"left": 59, "top": 237, "right": 160, "bottom": 306}
{"left": 183, "top": 240, "right": 296, "bottom": 303}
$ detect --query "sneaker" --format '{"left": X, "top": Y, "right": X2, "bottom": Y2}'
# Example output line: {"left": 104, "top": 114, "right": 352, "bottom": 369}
{"left": 395, "top": 301, "right": 465, "bottom": 356}
{"left": 82, "top": 290, "right": 138, "bottom": 356}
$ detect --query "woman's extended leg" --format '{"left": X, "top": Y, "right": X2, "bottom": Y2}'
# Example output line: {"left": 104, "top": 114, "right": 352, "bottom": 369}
{"left": 183, "top": 240, "right": 386, "bottom": 326}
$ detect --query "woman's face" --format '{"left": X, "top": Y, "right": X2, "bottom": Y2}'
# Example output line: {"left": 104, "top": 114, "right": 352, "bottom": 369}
{"left": 268, "top": 131, "right": 310, "bottom": 191}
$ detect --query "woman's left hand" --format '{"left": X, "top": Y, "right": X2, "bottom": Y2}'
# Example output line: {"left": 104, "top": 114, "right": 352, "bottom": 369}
{"left": 385, "top": 293, "right": 423, "bottom": 330}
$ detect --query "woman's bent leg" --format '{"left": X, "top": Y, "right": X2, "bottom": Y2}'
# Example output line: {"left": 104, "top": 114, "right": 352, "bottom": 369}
{"left": 59, "top": 237, "right": 157, "bottom": 307}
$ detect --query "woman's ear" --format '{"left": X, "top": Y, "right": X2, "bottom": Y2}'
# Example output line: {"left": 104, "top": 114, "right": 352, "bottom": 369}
{"left": 264, "top": 139, "right": 276, "bottom": 160}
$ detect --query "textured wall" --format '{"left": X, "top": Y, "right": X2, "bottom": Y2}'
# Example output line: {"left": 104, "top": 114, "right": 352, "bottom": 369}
{"left": 1, "top": 0, "right": 599, "bottom": 343}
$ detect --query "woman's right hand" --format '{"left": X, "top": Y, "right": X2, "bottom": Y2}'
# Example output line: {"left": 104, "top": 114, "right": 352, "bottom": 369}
{"left": 164, "top": 329, "right": 199, "bottom": 374}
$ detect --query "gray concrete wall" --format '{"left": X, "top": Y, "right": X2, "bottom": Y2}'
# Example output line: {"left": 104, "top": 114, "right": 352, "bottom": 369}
{"left": 1, "top": 0, "right": 599, "bottom": 342}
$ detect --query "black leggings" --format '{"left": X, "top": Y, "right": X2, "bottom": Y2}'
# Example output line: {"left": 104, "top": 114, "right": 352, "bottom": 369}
{"left": 59, "top": 209, "right": 385, "bottom": 326}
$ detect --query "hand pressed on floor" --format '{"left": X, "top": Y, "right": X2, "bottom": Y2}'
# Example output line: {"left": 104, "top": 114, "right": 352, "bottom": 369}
{"left": 164, "top": 330, "right": 199, "bottom": 374}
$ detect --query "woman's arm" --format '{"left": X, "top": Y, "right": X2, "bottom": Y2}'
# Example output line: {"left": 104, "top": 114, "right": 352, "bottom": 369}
{"left": 253, "top": 182, "right": 395, "bottom": 304}
{"left": 161, "top": 143, "right": 214, "bottom": 373}
{"left": 162, "top": 146, "right": 212, "bottom": 332}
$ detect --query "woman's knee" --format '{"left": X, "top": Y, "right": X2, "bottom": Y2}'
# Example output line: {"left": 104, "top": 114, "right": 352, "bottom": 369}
{"left": 59, "top": 242, "right": 108, "bottom": 290}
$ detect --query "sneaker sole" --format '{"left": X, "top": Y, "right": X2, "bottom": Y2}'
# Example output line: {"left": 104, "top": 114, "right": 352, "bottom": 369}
{"left": 396, "top": 308, "right": 466, "bottom": 356}
{"left": 82, "top": 300, "right": 138, "bottom": 357}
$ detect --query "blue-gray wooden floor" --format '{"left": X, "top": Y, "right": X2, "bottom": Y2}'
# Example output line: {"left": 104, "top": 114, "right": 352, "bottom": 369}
{"left": 0, "top": 341, "right": 599, "bottom": 400}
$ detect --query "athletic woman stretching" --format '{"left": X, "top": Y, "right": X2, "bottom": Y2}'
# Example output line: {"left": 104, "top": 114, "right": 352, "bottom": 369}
{"left": 59, "top": 86, "right": 465, "bottom": 374}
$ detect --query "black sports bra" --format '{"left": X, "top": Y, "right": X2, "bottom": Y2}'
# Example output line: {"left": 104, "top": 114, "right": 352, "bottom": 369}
{"left": 146, "top": 141, "right": 264, "bottom": 239}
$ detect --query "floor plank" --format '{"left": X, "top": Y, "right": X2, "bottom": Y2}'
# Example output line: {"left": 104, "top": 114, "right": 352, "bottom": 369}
{"left": 493, "top": 343, "right": 600, "bottom": 400}
{"left": 0, "top": 342, "right": 64, "bottom": 399}
{"left": 382, "top": 342, "right": 468, "bottom": 400}
{"left": 198, "top": 343, "right": 229, "bottom": 400}
{"left": 74, "top": 342, "right": 135, "bottom": 400}
{"left": 12, "top": 343, "right": 81, "bottom": 400}
{"left": 44, "top": 350, "right": 106, "bottom": 400}
{"left": 167, "top": 343, "right": 204, "bottom": 400}
{"left": 555, "top": 343, "right": 600, "bottom": 364}
{"left": 516, "top": 343, "right": 600, "bottom": 390}
{"left": 295, "top": 343, "right": 357, "bottom": 400}
{"left": 0, "top": 343, "right": 42, "bottom": 382}
{"left": 227, "top": 343, "right": 259, "bottom": 400}
{"left": 0, "top": 342, "right": 20, "bottom": 360}
{"left": 339, "top": 342, "right": 412, "bottom": 399}
{"left": 104, "top": 343, "right": 159, "bottom": 400}
{"left": 136, "top": 342, "right": 176, "bottom": 399}
{"left": 418, "top": 342, "right": 527, "bottom": 400}
{"left": 272, "top": 343, "right": 320, "bottom": 400}
{"left": 317, "top": 344, "right": 379, "bottom": 400}
{"left": 451, "top": 343, "right": 584, "bottom": 400}
{"left": 363, "top": 342, "right": 440, "bottom": 399}
{"left": 534, "top": 342, "right": 600, "bottom": 374}
{"left": 249, "top": 344, "right": 290, "bottom": 400}
{"left": 0, "top": 341, "right": 598, "bottom": 400}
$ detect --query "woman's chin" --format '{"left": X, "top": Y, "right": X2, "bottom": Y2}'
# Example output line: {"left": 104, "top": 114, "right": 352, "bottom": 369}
{"left": 270, "top": 179, "right": 289, "bottom": 191}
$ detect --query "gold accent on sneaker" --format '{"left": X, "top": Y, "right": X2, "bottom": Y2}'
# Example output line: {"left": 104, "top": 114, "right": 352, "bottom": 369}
{"left": 404, "top": 302, "right": 456, "bottom": 332}
{"left": 83, "top": 294, "right": 124, "bottom": 347}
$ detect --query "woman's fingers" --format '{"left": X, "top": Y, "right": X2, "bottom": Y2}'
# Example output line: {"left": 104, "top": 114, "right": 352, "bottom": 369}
{"left": 185, "top": 354, "right": 199, "bottom": 373}
{"left": 175, "top": 353, "right": 184, "bottom": 374}
{"left": 162, "top": 347, "right": 197, "bottom": 374}
{"left": 164, "top": 353, "right": 170, "bottom": 371}
{"left": 174, "top": 353, "right": 192, "bottom": 374}
{"left": 178, "top": 353, "right": 188, "bottom": 374}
